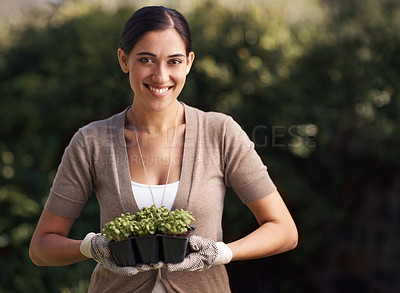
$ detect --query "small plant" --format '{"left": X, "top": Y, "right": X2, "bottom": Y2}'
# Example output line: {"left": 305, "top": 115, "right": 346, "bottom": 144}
{"left": 158, "top": 209, "right": 195, "bottom": 235}
{"left": 102, "top": 205, "right": 195, "bottom": 242}
{"left": 135, "top": 205, "right": 169, "bottom": 222}
{"left": 102, "top": 212, "right": 136, "bottom": 242}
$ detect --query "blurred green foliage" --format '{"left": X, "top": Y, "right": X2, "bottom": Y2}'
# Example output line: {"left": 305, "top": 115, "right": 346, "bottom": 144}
{"left": 0, "top": 0, "right": 399, "bottom": 292}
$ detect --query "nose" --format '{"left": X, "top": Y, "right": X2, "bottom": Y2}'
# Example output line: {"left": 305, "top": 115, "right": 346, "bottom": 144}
{"left": 152, "top": 63, "right": 169, "bottom": 84}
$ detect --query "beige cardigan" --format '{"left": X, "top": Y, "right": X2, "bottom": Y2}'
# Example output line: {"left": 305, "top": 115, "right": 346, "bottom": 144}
{"left": 45, "top": 103, "right": 276, "bottom": 293}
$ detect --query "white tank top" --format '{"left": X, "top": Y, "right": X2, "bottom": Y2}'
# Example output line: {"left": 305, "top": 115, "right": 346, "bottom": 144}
{"left": 131, "top": 181, "right": 179, "bottom": 210}
{"left": 131, "top": 181, "right": 180, "bottom": 293}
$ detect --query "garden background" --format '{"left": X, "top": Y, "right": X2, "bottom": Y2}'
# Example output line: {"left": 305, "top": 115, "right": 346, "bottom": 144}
{"left": 0, "top": 0, "right": 399, "bottom": 292}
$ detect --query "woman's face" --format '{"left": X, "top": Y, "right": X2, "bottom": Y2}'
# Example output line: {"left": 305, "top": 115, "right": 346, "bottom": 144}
{"left": 118, "top": 28, "right": 195, "bottom": 112}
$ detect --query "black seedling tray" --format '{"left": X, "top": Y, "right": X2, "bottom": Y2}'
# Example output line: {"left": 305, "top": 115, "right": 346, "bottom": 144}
{"left": 109, "top": 228, "right": 195, "bottom": 266}
{"left": 109, "top": 238, "right": 138, "bottom": 266}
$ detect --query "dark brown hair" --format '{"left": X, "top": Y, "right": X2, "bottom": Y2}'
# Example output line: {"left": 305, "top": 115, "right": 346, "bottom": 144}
{"left": 119, "top": 6, "right": 193, "bottom": 55}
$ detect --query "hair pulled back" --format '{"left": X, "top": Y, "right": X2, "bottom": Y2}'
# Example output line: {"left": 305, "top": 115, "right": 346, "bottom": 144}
{"left": 119, "top": 6, "right": 193, "bottom": 55}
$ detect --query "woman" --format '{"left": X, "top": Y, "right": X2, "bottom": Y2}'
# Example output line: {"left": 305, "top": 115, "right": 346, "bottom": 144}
{"left": 29, "top": 6, "right": 298, "bottom": 293}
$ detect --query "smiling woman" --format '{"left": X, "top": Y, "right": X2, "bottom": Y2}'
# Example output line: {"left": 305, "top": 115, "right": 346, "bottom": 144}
{"left": 117, "top": 28, "right": 195, "bottom": 113}
{"left": 29, "top": 5, "right": 297, "bottom": 293}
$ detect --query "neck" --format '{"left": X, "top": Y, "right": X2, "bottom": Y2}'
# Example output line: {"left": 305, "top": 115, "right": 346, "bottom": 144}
{"left": 130, "top": 100, "right": 181, "bottom": 133}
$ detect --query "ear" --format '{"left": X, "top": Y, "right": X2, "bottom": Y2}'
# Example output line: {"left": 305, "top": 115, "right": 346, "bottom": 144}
{"left": 117, "top": 48, "right": 129, "bottom": 73}
{"left": 185, "top": 51, "right": 195, "bottom": 75}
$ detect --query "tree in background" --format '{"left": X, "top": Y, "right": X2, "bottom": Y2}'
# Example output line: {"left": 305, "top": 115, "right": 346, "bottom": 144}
{"left": 0, "top": 0, "right": 399, "bottom": 292}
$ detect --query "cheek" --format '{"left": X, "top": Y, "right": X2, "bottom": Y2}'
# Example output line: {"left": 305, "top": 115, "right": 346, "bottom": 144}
{"left": 128, "top": 69, "right": 145, "bottom": 86}
{"left": 128, "top": 75, "right": 142, "bottom": 94}
{"left": 174, "top": 70, "right": 187, "bottom": 84}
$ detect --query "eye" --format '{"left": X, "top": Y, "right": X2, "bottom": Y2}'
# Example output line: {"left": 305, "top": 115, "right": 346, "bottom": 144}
{"left": 168, "top": 59, "right": 183, "bottom": 65}
{"left": 138, "top": 57, "right": 154, "bottom": 63}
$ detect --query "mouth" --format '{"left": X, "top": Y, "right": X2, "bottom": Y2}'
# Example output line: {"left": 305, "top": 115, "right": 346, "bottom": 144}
{"left": 145, "top": 84, "right": 173, "bottom": 96}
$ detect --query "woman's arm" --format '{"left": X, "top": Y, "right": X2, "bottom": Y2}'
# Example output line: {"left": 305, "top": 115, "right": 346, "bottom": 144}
{"left": 29, "top": 209, "right": 87, "bottom": 266}
{"left": 227, "top": 189, "right": 298, "bottom": 261}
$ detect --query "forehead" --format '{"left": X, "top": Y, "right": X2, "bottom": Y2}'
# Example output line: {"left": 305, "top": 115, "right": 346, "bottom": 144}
{"left": 131, "top": 28, "right": 186, "bottom": 56}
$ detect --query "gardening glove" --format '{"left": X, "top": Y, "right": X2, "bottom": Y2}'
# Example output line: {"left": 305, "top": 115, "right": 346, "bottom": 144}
{"left": 80, "top": 232, "right": 163, "bottom": 276}
{"left": 166, "top": 235, "right": 232, "bottom": 272}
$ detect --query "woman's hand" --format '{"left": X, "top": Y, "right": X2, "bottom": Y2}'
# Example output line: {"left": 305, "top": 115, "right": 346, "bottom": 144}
{"left": 168, "top": 189, "right": 297, "bottom": 271}
{"left": 82, "top": 233, "right": 162, "bottom": 276}
{"left": 166, "top": 236, "right": 232, "bottom": 272}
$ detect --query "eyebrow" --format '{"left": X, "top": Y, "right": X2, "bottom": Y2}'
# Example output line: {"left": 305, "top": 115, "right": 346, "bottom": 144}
{"left": 136, "top": 52, "right": 185, "bottom": 58}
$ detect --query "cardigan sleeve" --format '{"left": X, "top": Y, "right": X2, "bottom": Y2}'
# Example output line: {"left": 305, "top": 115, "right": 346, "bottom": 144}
{"left": 223, "top": 117, "right": 276, "bottom": 204}
{"left": 44, "top": 129, "right": 93, "bottom": 219}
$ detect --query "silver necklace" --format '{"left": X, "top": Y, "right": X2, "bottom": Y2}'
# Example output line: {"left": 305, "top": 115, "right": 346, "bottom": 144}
{"left": 131, "top": 103, "right": 180, "bottom": 207}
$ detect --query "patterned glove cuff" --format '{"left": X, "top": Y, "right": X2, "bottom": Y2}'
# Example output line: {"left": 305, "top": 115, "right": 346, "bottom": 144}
{"left": 213, "top": 242, "right": 233, "bottom": 266}
{"left": 80, "top": 232, "right": 96, "bottom": 258}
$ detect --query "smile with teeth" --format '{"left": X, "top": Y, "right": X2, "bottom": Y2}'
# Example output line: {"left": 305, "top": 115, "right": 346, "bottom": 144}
{"left": 147, "top": 85, "right": 171, "bottom": 94}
